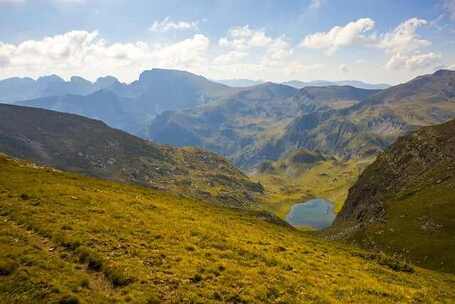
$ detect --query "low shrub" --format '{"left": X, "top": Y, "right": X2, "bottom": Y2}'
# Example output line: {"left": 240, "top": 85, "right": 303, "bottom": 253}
{"left": 0, "top": 260, "right": 18, "bottom": 276}
{"left": 378, "top": 254, "right": 414, "bottom": 273}
{"left": 59, "top": 295, "right": 79, "bottom": 304}
{"left": 190, "top": 273, "right": 203, "bottom": 283}
{"left": 20, "top": 193, "right": 30, "bottom": 200}
{"left": 76, "top": 247, "right": 103, "bottom": 271}
{"left": 104, "top": 266, "right": 134, "bottom": 287}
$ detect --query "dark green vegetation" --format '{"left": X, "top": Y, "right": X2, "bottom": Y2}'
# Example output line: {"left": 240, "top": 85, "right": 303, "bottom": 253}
{"left": 1, "top": 154, "right": 455, "bottom": 303}
{"left": 330, "top": 119, "right": 455, "bottom": 273}
{"left": 252, "top": 151, "right": 371, "bottom": 217}
{"left": 0, "top": 104, "right": 263, "bottom": 208}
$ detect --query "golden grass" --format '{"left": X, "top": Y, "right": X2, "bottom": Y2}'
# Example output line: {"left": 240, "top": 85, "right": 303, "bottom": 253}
{"left": 1, "top": 155, "right": 454, "bottom": 303}
{"left": 251, "top": 159, "right": 373, "bottom": 218}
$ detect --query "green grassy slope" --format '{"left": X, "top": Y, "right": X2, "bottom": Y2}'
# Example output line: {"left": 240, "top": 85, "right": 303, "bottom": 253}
{"left": 1, "top": 154, "right": 455, "bottom": 303}
{"left": 330, "top": 119, "right": 455, "bottom": 273}
{"left": 251, "top": 151, "right": 372, "bottom": 218}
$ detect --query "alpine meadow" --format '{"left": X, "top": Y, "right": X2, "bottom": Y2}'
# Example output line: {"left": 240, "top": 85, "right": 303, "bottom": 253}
{"left": 1, "top": 1, "right": 455, "bottom": 303}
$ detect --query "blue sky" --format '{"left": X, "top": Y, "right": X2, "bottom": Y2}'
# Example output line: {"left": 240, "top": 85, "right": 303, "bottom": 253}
{"left": 0, "top": 0, "right": 454, "bottom": 84}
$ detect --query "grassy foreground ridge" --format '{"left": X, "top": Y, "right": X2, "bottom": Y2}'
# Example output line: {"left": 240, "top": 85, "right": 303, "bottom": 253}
{"left": 1, "top": 154, "right": 455, "bottom": 303}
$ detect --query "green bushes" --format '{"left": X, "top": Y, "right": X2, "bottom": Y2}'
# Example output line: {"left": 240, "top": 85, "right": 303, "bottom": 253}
{"left": 75, "top": 247, "right": 133, "bottom": 287}
{"left": 76, "top": 247, "right": 103, "bottom": 271}
{"left": 20, "top": 193, "right": 30, "bottom": 200}
{"left": 377, "top": 254, "right": 414, "bottom": 273}
{"left": 104, "top": 266, "right": 134, "bottom": 287}
{"left": 354, "top": 251, "right": 415, "bottom": 273}
{"left": 59, "top": 295, "right": 80, "bottom": 304}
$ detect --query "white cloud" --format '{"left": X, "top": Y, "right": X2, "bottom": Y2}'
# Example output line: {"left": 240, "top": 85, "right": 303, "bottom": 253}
{"left": 300, "top": 17, "right": 441, "bottom": 71}
{"left": 152, "top": 34, "right": 209, "bottom": 67}
{"left": 283, "top": 63, "right": 324, "bottom": 76}
{"left": 0, "top": 31, "right": 210, "bottom": 81}
{"left": 149, "top": 17, "right": 199, "bottom": 33}
{"left": 386, "top": 52, "right": 442, "bottom": 70}
{"left": 217, "top": 25, "right": 293, "bottom": 68}
{"left": 213, "top": 51, "right": 248, "bottom": 65}
{"left": 377, "top": 18, "right": 441, "bottom": 71}
{"left": 261, "top": 38, "right": 292, "bottom": 66}
{"left": 378, "top": 18, "right": 430, "bottom": 54}
{"left": 309, "top": 0, "right": 323, "bottom": 9}
{"left": 300, "top": 18, "right": 375, "bottom": 54}
{"left": 339, "top": 64, "right": 349, "bottom": 73}
{"left": 219, "top": 26, "right": 273, "bottom": 50}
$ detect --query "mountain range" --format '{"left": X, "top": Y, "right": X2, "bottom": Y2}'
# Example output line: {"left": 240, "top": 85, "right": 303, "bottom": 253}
{"left": 149, "top": 70, "right": 455, "bottom": 168}
{"left": 0, "top": 104, "right": 264, "bottom": 208}
{"left": 1, "top": 67, "right": 455, "bottom": 302}
{"left": 8, "top": 69, "right": 238, "bottom": 136}
{"left": 0, "top": 74, "right": 119, "bottom": 102}
{"left": 283, "top": 80, "right": 391, "bottom": 90}
{"left": 216, "top": 79, "right": 390, "bottom": 90}
{"left": 5, "top": 68, "right": 453, "bottom": 170}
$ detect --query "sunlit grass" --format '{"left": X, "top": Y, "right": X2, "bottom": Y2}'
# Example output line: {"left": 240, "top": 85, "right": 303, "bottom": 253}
{"left": 1, "top": 155, "right": 454, "bottom": 303}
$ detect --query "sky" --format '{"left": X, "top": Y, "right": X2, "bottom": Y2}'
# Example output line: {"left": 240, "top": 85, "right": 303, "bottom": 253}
{"left": 0, "top": 0, "right": 454, "bottom": 85}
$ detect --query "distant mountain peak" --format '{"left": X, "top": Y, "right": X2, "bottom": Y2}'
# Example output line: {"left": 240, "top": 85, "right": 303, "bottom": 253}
{"left": 433, "top": 69, "right": 454, "bottom": 76}
{"left": 70, "top": 76, "right": 92, "bottom": 84}
{"left": 37, "top": 74, "right": 65, "bottom": 83}
{"left": 138, "top": 68, "right": 205, "bottom": 82}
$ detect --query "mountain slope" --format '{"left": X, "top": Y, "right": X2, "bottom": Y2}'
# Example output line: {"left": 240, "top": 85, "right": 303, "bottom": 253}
{"left": 17, "top": 90, "right": 148, "bottom": 135}
{"left": 108, "top": 69, "right": 237, "bottom": 114}
{"left": 13, "top": 69, "right": 240, "bottom": 136}
{"left": 216, "top": 79, "right": 264, "bottom": 87}
{"left": 330, "top": 119, "right": 455, "bottom": 273}
{"left": 264, "top": 70, "right": 455, "bottom": 162}
{"left": 283, "top": 80, "right": 390, "bottom": 90}
{"left": 1, "top": 154, "right": 454, "bottom": 303}
{"left": 251, "top": 150, "right": 371, "bottom": 217}
{"left": 0, "top": 104, "right": 263, "bottom": 208}
{"left": 149, "top": 82, "right": 302, "bottom": 164}
{"left": 149, "top": 83, "right": 379, "bottom": 167}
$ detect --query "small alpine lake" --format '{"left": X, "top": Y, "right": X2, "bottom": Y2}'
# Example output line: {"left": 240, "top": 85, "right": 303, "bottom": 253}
{"left": 285, "top": 198, "right": 336, "bottom": 230}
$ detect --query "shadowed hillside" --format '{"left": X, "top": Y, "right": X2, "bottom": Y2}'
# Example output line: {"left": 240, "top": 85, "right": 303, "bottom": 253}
{"left": 0, "top": 104, "right": 263, "bottom": 208}
{"left": 329, "top": 119, "right": 455, "bottom": 273}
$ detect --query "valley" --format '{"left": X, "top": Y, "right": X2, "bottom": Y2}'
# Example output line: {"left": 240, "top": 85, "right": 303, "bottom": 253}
{"left": 1, "top": 68, "right": 455, "bottom": 302}
{"left": 2, "top": 2, "right": 455, "bottom": 302}
{"left": 1, "top": 154, "right": 455, "bottom": 303}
